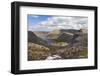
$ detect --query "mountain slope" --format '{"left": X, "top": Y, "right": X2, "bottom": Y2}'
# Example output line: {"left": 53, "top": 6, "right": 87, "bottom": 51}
{"left": 28, "top": 31, "right": 48, "bottom": 46}
{"left": 57, "top": 32, "right": 73, "bottom": 42}
{"left": 70, "top": 33, "right": 88, "bottom": 47}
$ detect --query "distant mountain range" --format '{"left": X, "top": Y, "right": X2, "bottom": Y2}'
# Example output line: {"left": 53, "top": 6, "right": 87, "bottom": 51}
{"left": 28, "top": 29, "right": 87, "bottom": 46}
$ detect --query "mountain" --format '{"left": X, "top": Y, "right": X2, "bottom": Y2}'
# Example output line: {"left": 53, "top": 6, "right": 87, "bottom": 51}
{"left": 47, "top": 29, "right": 80, "bottom": 39}
{"left": 70, "top": 33, "right": 88, "bottom": 47}
{"left": 47, "top": 29, "right": 61, "bottom": 39}
{"left": 69, "top": 29, "right": 87, "bottom": 45}
{"left": 34, "top": 31, "right": 49, "bottom": 39}
{"left": 28, "top": 29, "right": 88, "bottom": 60}
{"left": 47, "top": 29, "right": 87, "bottom": 45}
{"left": 47, "top": 29, "right": 70, "bottom": 39}
{"left": 60, "top": 29, "right": 79, "bottom": 34}
{"left": 57, "top": 32, "right": 73, "bottom": 42}
{"left": 47, "top": 29, "right": 79, "bottom": 42}
{"left": 79, "top": 29, "right": 87, "bottom": 34}
{"left": 28, "top": 31, "right": 48, "bottom": 46}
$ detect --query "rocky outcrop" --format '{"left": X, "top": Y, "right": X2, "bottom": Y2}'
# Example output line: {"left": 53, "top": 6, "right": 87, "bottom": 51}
{"left": 45, "top": 55, "right": 61, "bottom": 60}
{"left": 79, "top": 29, "right": 87, "bottom": 34}
{"left": 58, "top": 46, "right": 87, "bottom": 59}
{"left": 28, "top": 42, "right": 50, "bottom": 60}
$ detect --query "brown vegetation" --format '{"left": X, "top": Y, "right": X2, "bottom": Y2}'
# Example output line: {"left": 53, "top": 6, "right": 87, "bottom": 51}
{"left": 28, "top": 43, "right": 50, "bottom": 60}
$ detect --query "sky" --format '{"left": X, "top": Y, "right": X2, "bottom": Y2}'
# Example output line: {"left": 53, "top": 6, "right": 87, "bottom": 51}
{"left": 28, "top": 15, "right": 88, "bottom": 32}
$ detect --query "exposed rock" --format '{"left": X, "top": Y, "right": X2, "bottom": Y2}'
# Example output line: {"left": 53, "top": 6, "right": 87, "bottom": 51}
{"left": 28, "top": 42, "right": 49, "bottom": 50}
{"left": 79, "top": 29, "right": 87, "bottom": 34}
{"left": 28, "top": 42, "right": 50, "bottom": 60}
{"left": 59, "top": 47, "right": 81, "bottom": 59}
{"left": 45, "top": 55, "right": 62, "bottom": 60}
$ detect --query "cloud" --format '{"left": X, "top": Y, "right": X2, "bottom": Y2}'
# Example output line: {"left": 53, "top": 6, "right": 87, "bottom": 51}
{"left": 29, "top": 16, "right": 88, "bottom": 31}
{"left": 30, "top": 15, "right": 39, "bottom": 18}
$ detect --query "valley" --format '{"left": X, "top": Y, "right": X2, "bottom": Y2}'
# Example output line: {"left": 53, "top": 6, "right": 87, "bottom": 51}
{"left": 28, "top": 29, "right": 88, "bottom": 61}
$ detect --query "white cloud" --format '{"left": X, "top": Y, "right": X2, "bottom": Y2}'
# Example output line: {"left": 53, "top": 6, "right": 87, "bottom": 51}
{"left": 31, "top": 15, "right": 39, "bottom": 18}
{"left": 29, "top": 16, "right": 88, "bottom": 31}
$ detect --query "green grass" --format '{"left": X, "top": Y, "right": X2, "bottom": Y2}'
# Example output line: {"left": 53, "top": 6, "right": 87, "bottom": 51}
{"left": 56, "top": 42, "right": 68, "bottom": 46}
{"left": 47, "top": 46, "right": 58, "bottom": 54}
{"left": 53, "top": 38, "right": 66, "bottom": 42}
{"left": 47, "top": 34, "right": 59, "bottom": 39}
{"left": 79, "top": 50, "right": 88, "bottom": 58}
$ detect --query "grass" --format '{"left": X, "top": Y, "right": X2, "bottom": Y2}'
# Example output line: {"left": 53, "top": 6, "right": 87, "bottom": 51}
{"left": 56, "top": 42, "right": 68, "bottom": 46}
{"left": 79, "top": 50, "right": 88, "bottom": 58}
{"left": 53, "top": 38, "right": 66, "bottom": 42}
{"left": 47, "top": 34, "right": 59, "bottom": 39}
{"left": 47, "top": 46, "right": 58, "bottom": 54}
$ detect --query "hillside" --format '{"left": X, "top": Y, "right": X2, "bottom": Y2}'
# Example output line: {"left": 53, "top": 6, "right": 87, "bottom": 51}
{"left": 28, "top": 42, "right": 50, "bottom": 60}
{"left": 28, "top": 31, "right": 48, "bottom": 46}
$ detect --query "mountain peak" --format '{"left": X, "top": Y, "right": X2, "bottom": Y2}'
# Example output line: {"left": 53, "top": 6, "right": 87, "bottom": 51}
{"left": 79, "top": 29, "right": 87, "bottom": 33}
